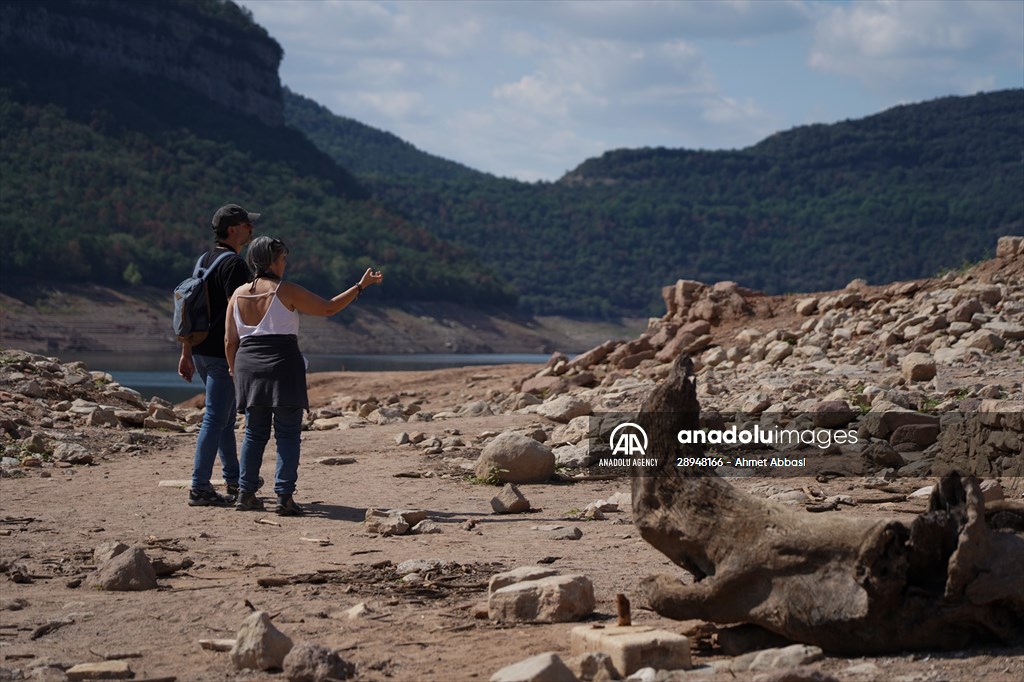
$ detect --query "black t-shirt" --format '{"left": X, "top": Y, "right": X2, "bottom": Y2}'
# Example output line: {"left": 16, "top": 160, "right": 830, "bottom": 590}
{"left": 192, "top": 245, "right": 252, "bottom": 358}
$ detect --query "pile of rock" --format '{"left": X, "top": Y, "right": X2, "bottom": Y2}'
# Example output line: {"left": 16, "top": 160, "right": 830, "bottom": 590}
{"left": 510, "top": 237, "right": 1023, "bottom": 483}
{"left": 308, "top": 391, "right": 431, "bottom": 430}
{"left": 0, "top": 349, "right": 195, "bottom": 476}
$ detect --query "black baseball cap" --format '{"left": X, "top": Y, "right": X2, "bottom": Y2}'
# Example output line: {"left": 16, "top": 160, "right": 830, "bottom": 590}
{"left": 212, "top": 204, "right": 260, "bottom": 231}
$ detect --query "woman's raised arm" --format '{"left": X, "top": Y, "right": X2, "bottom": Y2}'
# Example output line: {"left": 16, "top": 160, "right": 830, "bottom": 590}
{"left": 278, "top": 268, "right": 383, "bottom": 317}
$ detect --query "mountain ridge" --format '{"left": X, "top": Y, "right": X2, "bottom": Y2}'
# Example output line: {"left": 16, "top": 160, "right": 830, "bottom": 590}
{"left": 288, "top": 88, "right": 1023, "bottom": 315}
{"left": 1, "top": 0, "right": 1021, "bottom": 321}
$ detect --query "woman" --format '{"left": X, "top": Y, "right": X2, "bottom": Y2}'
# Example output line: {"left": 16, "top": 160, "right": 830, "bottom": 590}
{"left": 225, "top": 236, "right": 383, "bottom": 515}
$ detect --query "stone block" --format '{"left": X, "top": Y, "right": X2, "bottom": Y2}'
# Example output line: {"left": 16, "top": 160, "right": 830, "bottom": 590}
{"left": 489, "top": 574, "right": 594, "bottom": 623}
{"left": 488, "top": 566, "right": 561, "bottom": 595}
{"left": 900, "top": 352, "right": 936, "bottom": 382}
{"left": 570, "top": 624, "right": 691, "bottom": 676}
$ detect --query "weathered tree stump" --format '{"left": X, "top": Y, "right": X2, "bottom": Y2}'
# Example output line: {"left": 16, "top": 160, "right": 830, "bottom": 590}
{"left": 631, "top": 356, "right": 1024, "bottom": 653}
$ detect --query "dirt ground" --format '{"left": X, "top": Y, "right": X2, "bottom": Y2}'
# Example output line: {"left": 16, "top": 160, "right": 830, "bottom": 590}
{"left": 1, "top": 364, "right": 1022, "bottom": 681}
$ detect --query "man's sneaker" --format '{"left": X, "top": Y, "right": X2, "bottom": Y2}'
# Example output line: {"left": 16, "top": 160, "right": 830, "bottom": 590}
{"left": 188, "top": 488, "right": 231, "bottom": 507}
{"left": 275, "top": 494, "right": 304, "bottom": 516}
{"left": 235, "top": 491, "right": 265, "bottom": 511}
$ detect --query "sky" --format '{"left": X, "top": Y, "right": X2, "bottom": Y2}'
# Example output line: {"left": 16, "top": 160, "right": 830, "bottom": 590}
{"left": 237, "top": 0, "right": 1024, "bottom": 182}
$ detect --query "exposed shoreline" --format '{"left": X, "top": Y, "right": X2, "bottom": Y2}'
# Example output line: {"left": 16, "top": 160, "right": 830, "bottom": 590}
{"left": 0, "top": 282, "right": 646, "bottom": 357}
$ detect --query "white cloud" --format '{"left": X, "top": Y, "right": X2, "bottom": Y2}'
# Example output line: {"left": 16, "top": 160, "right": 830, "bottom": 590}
{"left": 809, "top": 0, "right": 1024, "bottom": 94}
{"left": 489, "top": 0, "right": 812, "bottom": 41}
{"left": 350, "top": 90, "right": 426, "bottom": 122}
{"left": 239, "top": 0, "right": 1023, "bottom": 180}
{"left": 492, "top": 74, "right": 593, "bottom": 118}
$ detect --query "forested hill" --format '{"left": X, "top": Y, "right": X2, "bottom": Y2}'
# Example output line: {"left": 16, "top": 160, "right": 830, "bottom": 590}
{"left": 0, "top": 0, "right": 514, "bottom": 307}
{"left": 287, "top": 88, "right": 1024, "bottom": 317}
{"left": 1, "top": 0, "right": 1020, "bottom": 319}
{"left": 283, "top": 90, "right": 480, "bottom": 182}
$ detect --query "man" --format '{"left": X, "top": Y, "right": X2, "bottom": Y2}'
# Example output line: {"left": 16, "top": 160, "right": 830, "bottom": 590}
{"left": 179, "top": 204, "right": 258, "bottom": 506}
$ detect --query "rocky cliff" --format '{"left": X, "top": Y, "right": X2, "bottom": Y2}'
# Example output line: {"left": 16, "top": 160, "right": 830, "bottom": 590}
{"left": 0, "top": 0, "right": 284, "bottom": 126}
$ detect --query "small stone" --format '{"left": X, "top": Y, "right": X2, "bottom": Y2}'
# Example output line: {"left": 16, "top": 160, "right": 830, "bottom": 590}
{"left": 396, "top": 559, "right": 443, "bottom": 576}
{"left": 490, "top": 652, "right": 577, "bottom": 682}
{"left": 412, "top": 519, "right": 443, "bottom": 534}
{"left": 724, "top": 644, "right": 825, "bottom": 673}
{"left": 980, "top": 479, "right": 1005, "bottom": 504}
{"left": 364, "top": 509, "right": 409, "bottom": 536}
{"left": 283, "top": 642, "right": 353, "bottom": 682}
{"left": 901, "top": 352, "right": 936, "bottom": 382}
{"left": 565, "top": 651, "right": 619, "bottom": 682}
{"left": 32, "top": 665, "right": 70, "bottom": 682}
{"left": 345, "top": 602, "right": 372, "bottom": 620}
{"left": 85, "top": 547, "right": 157, "bottom": 592}
{"left": 314, "top": 456, "right": 356, "bottom": 465}
{"left": 548, "top": 526, "right": 582, "bottom": 541}
{"left": 844, "top": 661, "right": 882, "bottom": 675}
{"left": 65, "top": 660, "right": 132, "bottom": 680}
{"left": 751, "top": 667, "right": 839, "bottom": 682}
{"left": 909, "top": 485, "right": 935, "bottom": 498}
{"left": 491, "top": 483, "right": 532, "bottom": 514}
{"left": 536, "top": 395, "right": 592, "bottom": 423}
{"left": 231, "top": 611, "right": 293, "bottom": 671}
{"left": 93, "top": 540, "right": 128, "bottom": 566}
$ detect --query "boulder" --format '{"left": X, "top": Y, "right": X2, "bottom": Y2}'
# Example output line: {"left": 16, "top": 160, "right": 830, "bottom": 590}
{"left": 889, "top": 423, "right": 940, "bottom": 448}
{"left": 489, "top": 574, "right": 595, "bottom": 624}
{"left": 488, "top": 566, "right": 562, "bottom": 595}
{"left": 476, "top": 432, "right": 555, "bottom": 484}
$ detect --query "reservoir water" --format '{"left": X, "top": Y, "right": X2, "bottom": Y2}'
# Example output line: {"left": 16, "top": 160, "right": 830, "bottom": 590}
{"left": 62, "top": 352, "right": 549, "bottom": 404}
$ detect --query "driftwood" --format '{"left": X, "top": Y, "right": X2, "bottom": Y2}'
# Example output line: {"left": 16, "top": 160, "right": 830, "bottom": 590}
{"left": 631, "top": 356, "right": 1024, "bottom": 653}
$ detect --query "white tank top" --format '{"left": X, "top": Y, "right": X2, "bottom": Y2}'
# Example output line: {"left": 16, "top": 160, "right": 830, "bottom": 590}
{"left": 234, "top": 288, "right": 300, "bottom": 339}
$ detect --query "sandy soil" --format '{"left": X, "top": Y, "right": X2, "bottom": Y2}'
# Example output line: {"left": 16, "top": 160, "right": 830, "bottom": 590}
{"left": 1, "top": 364, "right": 1022, "bottom": 681}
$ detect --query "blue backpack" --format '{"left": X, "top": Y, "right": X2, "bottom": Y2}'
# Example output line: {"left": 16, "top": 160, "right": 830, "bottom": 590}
{"left": 173, "top": 251, "right": 233, "bottom": 345}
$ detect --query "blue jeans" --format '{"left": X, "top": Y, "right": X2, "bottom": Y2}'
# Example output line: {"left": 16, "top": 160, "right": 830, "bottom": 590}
{"left": 190, "top": 355, "right": 239, "bottom": 491}
{"left": 238, "top": 406, "right": 303, "bottom": 496}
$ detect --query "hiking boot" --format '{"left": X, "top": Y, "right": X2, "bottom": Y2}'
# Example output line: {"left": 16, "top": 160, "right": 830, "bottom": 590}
{"left": 226, "top": 477, "right": 263, "bottom": 503}
{"left": 275, "top": 494, "right": 304, "bottom": 516}
{"left": 235, "top": 491, "right": 265, "bottom": 512}
{"left": 188, "top": 488, "right": 231, "bottom": 507}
